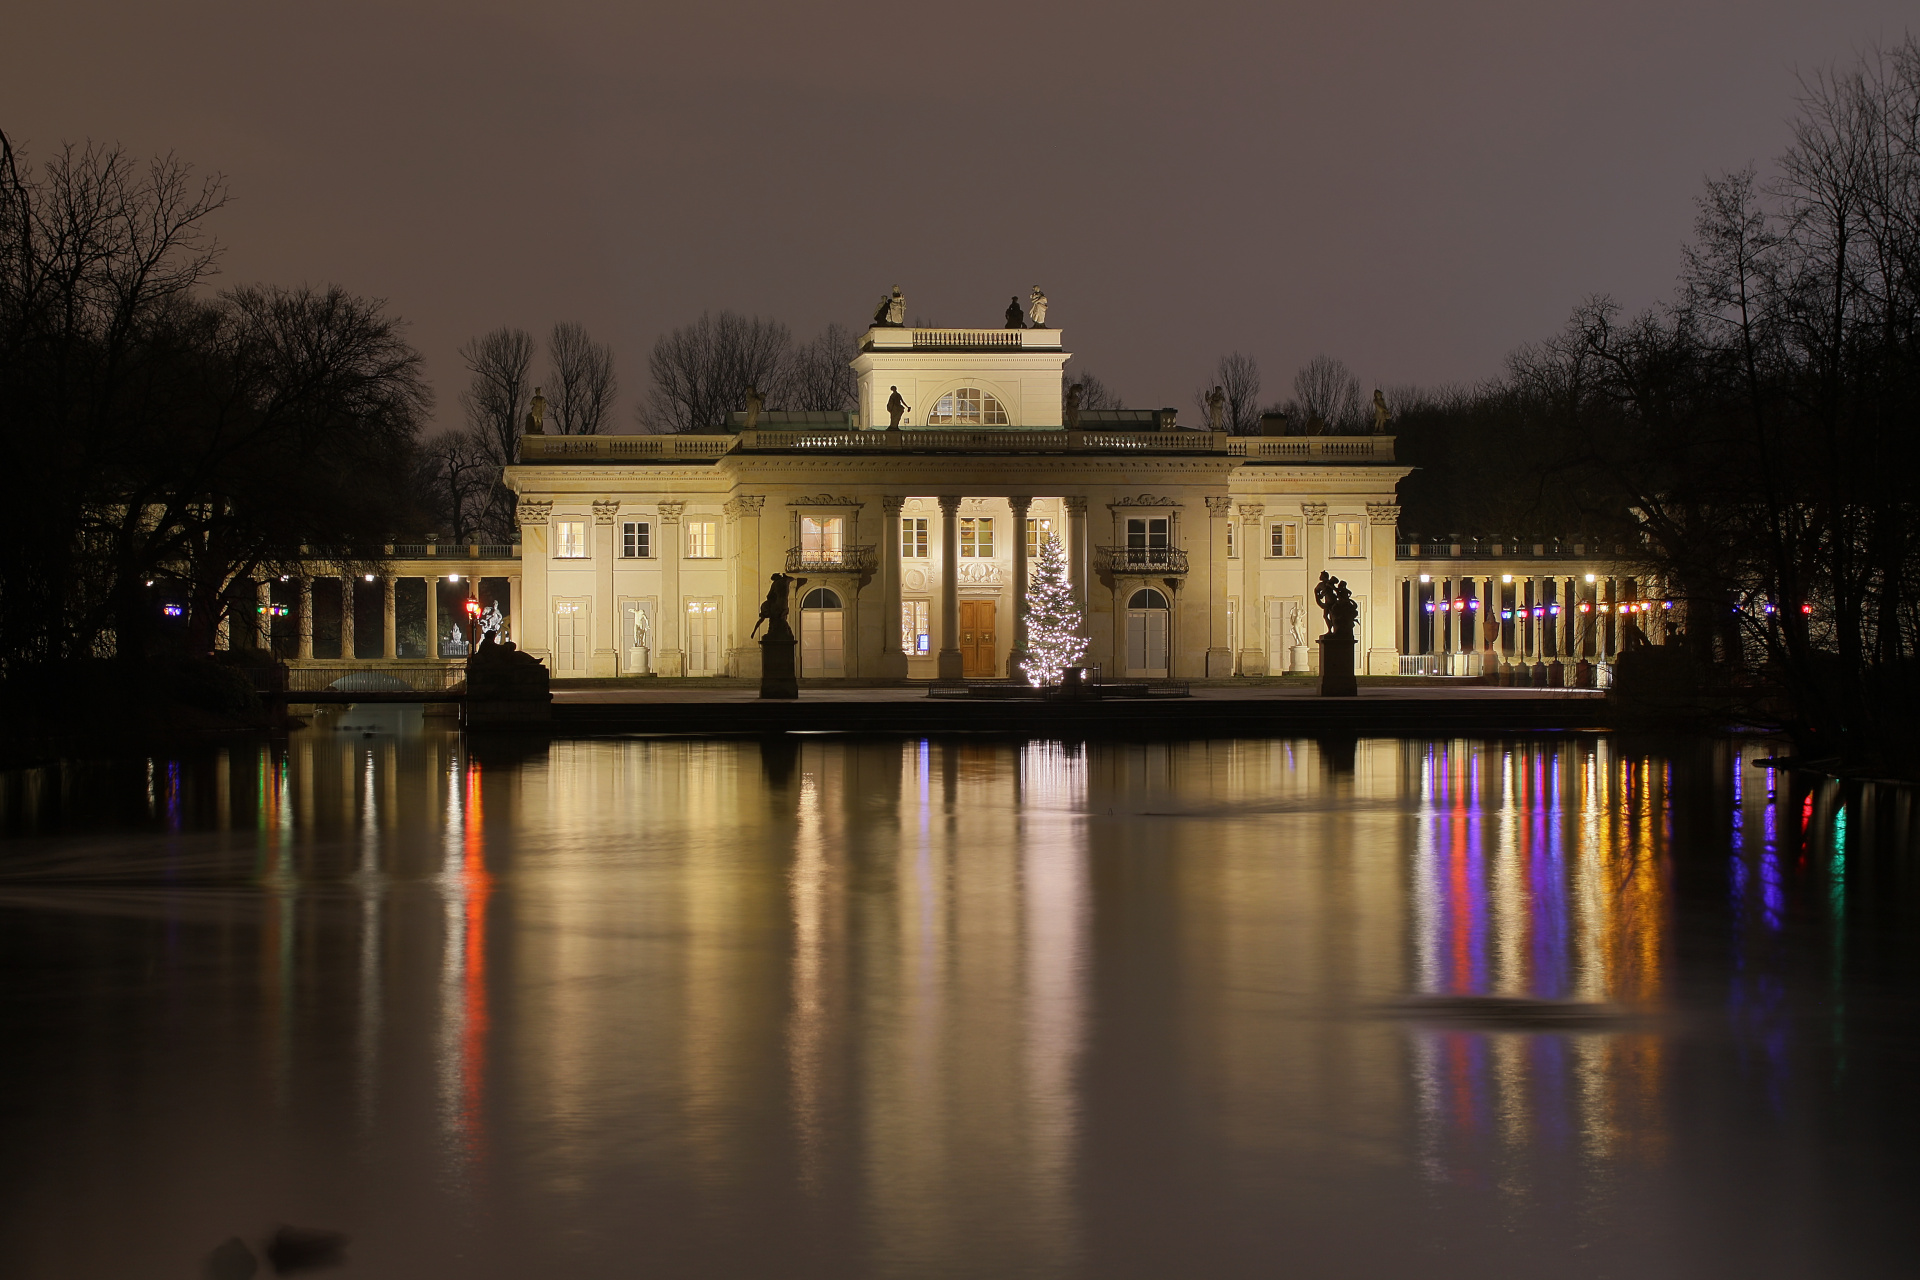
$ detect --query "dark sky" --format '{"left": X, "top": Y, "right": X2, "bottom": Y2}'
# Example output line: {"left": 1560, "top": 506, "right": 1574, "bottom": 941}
{"left": 10, "top": 1, "right": 1912, "bottom": 428}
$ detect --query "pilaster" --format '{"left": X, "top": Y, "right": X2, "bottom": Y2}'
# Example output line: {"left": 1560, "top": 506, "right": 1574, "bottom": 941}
{"left": 937, "top": 495, "right": 963, "bottom": 681}
{"left": 725, "top": 494, "right": 765, "bottom": 677}
{"left": 1204, "top": 496, "right": 1233, "bottom": 677}
{"left": 657, "top": 501, "right": 685, "bottom": 676}
{"left": 591, "top": 499, "right": 620, "bottom": 676}
{"left": 517, "top": 499, "right": 552, "bottom": 662}
{"left": 1236, "top": 503, "right": 1265, "bottom": 674}
{"left": 878, "top": 495, "right": 909, "bottom": 678}
{"left": 1007, "top": 495, "right": 1032, "bottom": 680}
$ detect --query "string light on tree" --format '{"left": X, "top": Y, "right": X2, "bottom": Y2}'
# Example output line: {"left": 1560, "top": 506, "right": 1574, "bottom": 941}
{"left": 1019, "top": 533, "right": 1087, "bottom": 686}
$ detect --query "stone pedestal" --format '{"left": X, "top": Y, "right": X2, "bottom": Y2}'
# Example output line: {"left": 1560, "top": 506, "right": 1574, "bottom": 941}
{"left": 760, "top": 634, "right": 798, "bottom": 699}
{"left": 1547, "top": 659, "right": 1566, "bottom": 688}
{"left": 1289, "top": 644, "right": 1311, "bottom": 674}
{"left": 1318, "top": 634, "right": 1357, "bottom": 697}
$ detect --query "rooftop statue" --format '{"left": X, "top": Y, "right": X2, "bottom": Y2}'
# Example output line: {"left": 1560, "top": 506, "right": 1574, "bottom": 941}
{"left": 1205, "top": 385, "right": 1226, "bottom": 432}
{"left": 1315, "top": 570, "right": 1359, "bottom": 641}
{"left": 742, "top": 384, "right": 766, "bottom": 431}
{"left": 870, "top": 285, "right": 906, "bottom": 327}
{"left": 750, "top": 572, "right": 808, "bottom": 642}
{"left": 885, "top": 385, "right": 908, "bottom": 430}
{"left": 1373, "top": 388, "right": 1389, "bottom": 433}
{"left": 1005, "top": 296, "right": 1024, "bottom": 329}
{"left": 1064, "top": 381, "right": 1083, "bottom": 430}
{"left": 525, "top": 386, "right": 547, "bottom": 435}
{"left": 1028, "top": 286, "right": 1048, "bottom": 328}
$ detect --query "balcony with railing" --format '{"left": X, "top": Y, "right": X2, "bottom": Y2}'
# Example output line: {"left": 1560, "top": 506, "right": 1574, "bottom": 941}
{"left": 1098, "top": 545, "right": 1190, "bottom": 575}
{"left": 785, "top": 544, "right": 877, "bottom": 575}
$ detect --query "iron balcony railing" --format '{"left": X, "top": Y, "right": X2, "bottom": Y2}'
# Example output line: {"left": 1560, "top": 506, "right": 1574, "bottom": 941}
{"left": 785, "top": 545, "right": 877, "bottom": 575}
{"left": 1098, "top": 545, "right": 1190, "bottom": 574}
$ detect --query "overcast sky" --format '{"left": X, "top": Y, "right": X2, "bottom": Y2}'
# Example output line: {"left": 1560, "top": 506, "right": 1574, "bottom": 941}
{"left": 9, "top": 1, "right": 1913, "bottom": 428}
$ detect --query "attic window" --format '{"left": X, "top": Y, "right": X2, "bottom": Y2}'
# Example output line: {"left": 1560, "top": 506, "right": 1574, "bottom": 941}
{"left": 927, "top": 388, "right": 1008, "bottom": 426}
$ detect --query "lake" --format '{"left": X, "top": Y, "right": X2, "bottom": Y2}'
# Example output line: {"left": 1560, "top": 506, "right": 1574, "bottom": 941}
{"left": 1, "top": 730, "right": 1914, "bottom": 1278}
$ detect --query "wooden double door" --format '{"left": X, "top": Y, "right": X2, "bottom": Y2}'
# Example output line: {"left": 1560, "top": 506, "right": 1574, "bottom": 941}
{"left": 959, "top": 601, "right": 998, "bottom": 677}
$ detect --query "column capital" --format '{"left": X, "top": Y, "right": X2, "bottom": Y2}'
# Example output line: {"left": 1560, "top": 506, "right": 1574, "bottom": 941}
{"left": 937, "top": 495, "right": 963, "bottom": 516}
{"left": 657, "top": 500, "right": 685, "bottom": 525}
{"left": 1064, "top": 496, "right": 1089, "bottom": 516}
{"left": 1237, "top": 502, "right": 1265, "bottom": 520}
{"left": 1006, "top": 495, "right": 1032, "bottom": 515}
{"left": 592, "top": 499, "right": 620, "bottom": 525}
{"left": 1302, "top": 502, "right": 1328, "bottom": 525}
{"left": 517, "top": 498, "right": 552, "bottom": 526}
{"left": 723, "top": 494, "right": 765, "bottom": 517}
{"left": 1366, "top": 502, "right": 1400, "bottom": 526}
{"left": 880, "top": 494, "right": 905, "bottom": 516}
{"left": 1205, "top": 495, "right": 1234, "bottom": 517}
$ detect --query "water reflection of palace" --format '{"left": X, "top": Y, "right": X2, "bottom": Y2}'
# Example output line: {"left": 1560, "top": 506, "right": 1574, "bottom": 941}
{"left": 38, "top": 731, "right": 1883, "bottom": 1273}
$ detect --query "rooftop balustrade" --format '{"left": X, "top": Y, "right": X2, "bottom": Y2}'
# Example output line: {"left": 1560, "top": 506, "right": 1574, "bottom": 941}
{"left": 1397, "top": 541, "right": 1634, "bottom": 560}
{"left": 515, "top": 428, "right": 1398, "bottom": 461}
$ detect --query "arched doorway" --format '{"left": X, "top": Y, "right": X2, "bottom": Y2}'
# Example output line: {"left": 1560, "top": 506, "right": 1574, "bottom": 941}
{"left": 800, "top": 587, "right": 845, "bottom": 677}
{"left": 1125, "top": 588, "right": 1170, "bottom": 677}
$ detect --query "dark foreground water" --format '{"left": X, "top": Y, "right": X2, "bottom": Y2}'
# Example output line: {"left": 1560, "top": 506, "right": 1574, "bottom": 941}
{"left": 1, "top": 730, "right": 1917, "bottom": 1279}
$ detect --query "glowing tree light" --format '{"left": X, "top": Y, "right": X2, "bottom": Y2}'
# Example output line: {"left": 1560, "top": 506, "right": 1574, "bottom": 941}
{"left": 1019, "top": 533, "right": 1088, "bottom": 686}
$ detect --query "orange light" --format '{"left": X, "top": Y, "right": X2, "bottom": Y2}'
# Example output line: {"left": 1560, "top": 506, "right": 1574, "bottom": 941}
{"left": 464, "top": 599, "right": 481, "bottom": 617}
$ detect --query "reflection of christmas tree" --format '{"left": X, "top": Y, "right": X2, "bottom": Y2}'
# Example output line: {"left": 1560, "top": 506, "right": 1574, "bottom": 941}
{"left": 1021, "top": 533, "right": 1088, "bottom": 685}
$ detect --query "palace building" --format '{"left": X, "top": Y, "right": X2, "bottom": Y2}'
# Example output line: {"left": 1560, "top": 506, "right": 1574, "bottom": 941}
{"left": 243, "top": 320, "right": 1667, "bottom": 685}
{"left": 505, "top": 322, "right": 1404, "bottom": 683}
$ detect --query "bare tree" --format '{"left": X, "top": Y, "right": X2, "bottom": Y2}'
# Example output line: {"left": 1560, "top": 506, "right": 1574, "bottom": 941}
{"left": 1064, "top": 370, "right": 1124, "bottom": 410}
{"left": 1290, "top": 355, "right": 1363, "bottom": 434}
{"left": 456, "top": 327, "right": 533, "bottom": 540}
{"left": 545, "top": 321, "right": 616, "bottom": 435}
{"left": 640, "top": 311, "right": 793, "bottom": 432}
{"left": 418, "top": 428, "right": 496, "bottom": 544}
{"left": 1192, "top": 352, "right": 1261, "bottom": 433}
{"left": 787, "top": 321, "right": 858, "bottom": 411}
{"left": 458, "top": 327, "right": 533, "bottom": 463}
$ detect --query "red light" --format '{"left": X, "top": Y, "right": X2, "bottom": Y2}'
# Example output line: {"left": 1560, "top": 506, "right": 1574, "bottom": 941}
{"left": 464, "top": 599, "right": 481, "bottom": 617}
{"left": 1800, "top": 603, "right": 1812, "bottom": 615}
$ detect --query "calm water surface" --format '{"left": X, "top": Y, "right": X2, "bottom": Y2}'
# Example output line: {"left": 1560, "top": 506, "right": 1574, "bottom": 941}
{"left": 1, "top": 729, "right": 1916, "bottom": 1278}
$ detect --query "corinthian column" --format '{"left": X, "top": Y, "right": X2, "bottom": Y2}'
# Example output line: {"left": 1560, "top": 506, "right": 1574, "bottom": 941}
{"left": 937, "top": 495, "right": 962, "bottom": 681}
{"left": 340, "top": 574, "right": 356, "bottom": 660}
{"left": 879, "top": 495, "right": 908, "bottom": 679}
{"left": 658, "top": 501, "right": 685, "bottom": 677}
{"left": 1007, "top": 495, "right": 1031, "bottom": 680}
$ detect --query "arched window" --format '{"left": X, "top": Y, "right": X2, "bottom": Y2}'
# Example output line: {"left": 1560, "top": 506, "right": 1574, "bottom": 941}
{"left": 802, "top": 587, "right": 842, "bottom": 610}
{"left": 1128, "top": 588, "right": 1169, "bottom": 610}
{"left": 927, "top": 388, "right": 1009, "bottom": 426}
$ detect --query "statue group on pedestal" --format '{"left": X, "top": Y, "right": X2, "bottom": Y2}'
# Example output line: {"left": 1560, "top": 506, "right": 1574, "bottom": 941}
{"left": 751, "top": 572, "right": 809, "bottom": 643}
{"left": 1315, "top": 571, "right": 1359, "bottom": 642}
{"left": 872, "top": 286, "right": 906, "bottom": 327}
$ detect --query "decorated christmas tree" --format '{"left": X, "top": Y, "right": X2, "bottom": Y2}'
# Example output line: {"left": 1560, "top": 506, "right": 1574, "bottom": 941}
{"left": 1020, "top": 533, "right": 1088, "bottom": 685}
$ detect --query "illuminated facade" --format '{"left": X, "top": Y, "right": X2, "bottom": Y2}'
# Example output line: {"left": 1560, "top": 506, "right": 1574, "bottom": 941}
{"left": 243, "top": 323, "right": 1667, "bottom": 684}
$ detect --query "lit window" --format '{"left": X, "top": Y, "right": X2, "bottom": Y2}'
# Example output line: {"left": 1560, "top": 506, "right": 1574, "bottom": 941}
{"left": 960, "top": 517, "right": 994, "bottom": 557}
{"left": 555, "top": 520, "right": 587, "bottom": 558}
{"left": 1126, "top": 517, "right": 1169, "bottom": 549}
{"left": 800, "top": 516, "right": 843, "bottom": 555}
{"left": 901, "top": 517, "right": 928, "bottom": 557}
{"left": 1025, "top": 517, "right": 1054, "bottom": 558}
{"left": 901, "top": 600, "right": 930, "bottom": 655}
{"left": 926, "top": 387, "right": 1009, "bottom": 426}
{"left": 1269, "top": 522, "right": 1298, "bottom": 557}
{"left": 685, "top": 520, "right": 717, "bottom": 558}
{"left": 621, "top": 521, "right": 650, "bottom": 558}
{"left": 1330, "top": 518, "right": 1363, "bottom": 558}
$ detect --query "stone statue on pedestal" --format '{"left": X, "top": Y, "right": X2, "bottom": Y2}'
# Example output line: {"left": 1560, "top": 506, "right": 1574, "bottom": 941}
{"left": 1063, "top": 382, "right": 1083, "bottom": 430}
{"left": 1373, "top": 388, "right": 1389, "bottom": 433}
{"left": 524, "top": 386, "right": 547, "bottom": 435}
{"left": 886, "top": 386, "right": 908, "bottom": 430}
{"left": 1028, "top": 286, "right": 1048, "bottom": 328}
{"left": 742, "top": 385, "right": 766, "bottom": 431}
{"left": 1315, "top": 570, "right": 1359, "bottom": 640}
{"left": 1005, "top": 296, "right": 1024, "bottom": 329}
{"left": 753, "top": 572, "right": 808, "bottom": 699}
{"left": 1205, "top": 385, "right": 1226, "bottom": 432}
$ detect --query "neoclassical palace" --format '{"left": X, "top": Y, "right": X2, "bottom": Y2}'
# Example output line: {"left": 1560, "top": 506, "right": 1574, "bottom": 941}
{"left": 248, "top": 321, "right": 1666, "bottom": 683}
